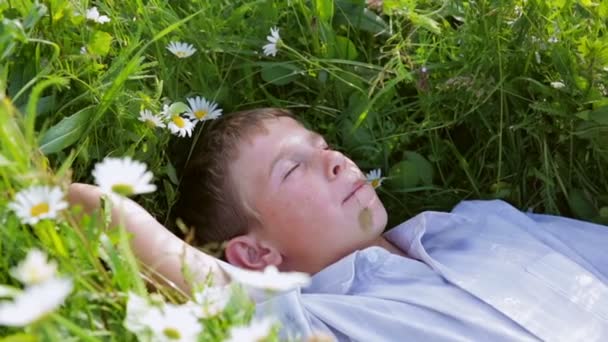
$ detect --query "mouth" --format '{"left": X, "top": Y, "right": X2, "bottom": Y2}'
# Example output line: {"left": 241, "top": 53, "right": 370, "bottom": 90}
{"left": 343, "top": 179, "right": 366, "bottom": 204}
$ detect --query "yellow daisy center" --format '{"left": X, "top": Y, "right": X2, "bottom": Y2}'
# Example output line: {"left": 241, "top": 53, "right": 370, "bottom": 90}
{"left": 111, "top": 183, "right": 134, "bottom": 196}
{"left": 194, "top": 110, "right": 207, "bottom": 120}
{"left": 30, "top": 202, "right": 50, "bottom": 217}
{"left": 172, "top": 115, "right": 186, "bottom": 128}
{"left": 163, "top": 327, "right": 181, "bottom": 340}
{"left": 371, "top": 179, "right": 380, "bottom": 188}
{"left": 175, "top": 51, "right": 186, "bottom": 58}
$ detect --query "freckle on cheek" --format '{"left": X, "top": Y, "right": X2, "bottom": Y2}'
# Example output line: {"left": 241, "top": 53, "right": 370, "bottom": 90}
{"left": 358, "top": 207, "right": 373, "bottom": 232}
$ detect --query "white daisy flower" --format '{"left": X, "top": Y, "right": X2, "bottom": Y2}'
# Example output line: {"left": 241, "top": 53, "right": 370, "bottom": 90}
{"left": 8, "top": 185, "right": 68, "bottom": 225}
{"left": 124, "top": 292, "right": 160, "bottom": 337}
{"left": 160, "top": 104, "right": 175, "bottom": 119}
{"left": 140, "top": 303, "right": 202, "bottom": 342}
{"left": 262, "top": 27, "right": 280, "bottom": 57}
{"left": 80, "top": 46, "right": 87, "bottom": 55}
{"left": 550, "top": 81, "right": 566, "bottom": 89}
{"left": 92, "top": 157, "right": 157, "bottom": 196}
{"left": 225, "top": 317, "right": 276, "bottom": 342}
{"left": 186, "top": 285, "right": 232, "bottom": 318}
{"left": 11, "top": 249, "right": 57, "bottom": 285}
{"left": 185, "top": 97, "right": 223, "bottom": 122}
{"left": 366, "top": 169, "right": 385, "bottom": 189}
{"left": 85, "top": 7, "right": 111, "bottom": 24}
{"left": 166, "top": 41, "right": 196, "bottom": 58}
{"left": 138, "top": 109, "right": 166, "bottom": 128}
{"left": 0, "top": 277, "right": 73, "bottom": 327}
{"left": 167, "top": 115, "right": 196, "bottom": 138}
{"left": 225, "top": 265, "right": 310, "bottom": 292}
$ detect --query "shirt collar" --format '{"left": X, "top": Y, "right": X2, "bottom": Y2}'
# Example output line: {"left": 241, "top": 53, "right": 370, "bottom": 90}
{"left": 304, "top": 213, "right": 432, "bottom": 295}
{"left": 304, "top": 251, "right": 358, "bottom": 294}
{"left": 383, "top": 213, "right": 429, "bottom": 258}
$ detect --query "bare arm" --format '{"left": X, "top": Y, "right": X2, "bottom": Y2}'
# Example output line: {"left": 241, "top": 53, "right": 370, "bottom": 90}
{"left": 67, "top": 183, "right": 229, "bottom": 293}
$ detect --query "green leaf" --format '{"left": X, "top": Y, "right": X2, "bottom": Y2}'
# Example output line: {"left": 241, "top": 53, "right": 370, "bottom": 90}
{"left": 39, "top": 107, "right": 92, "bottom": 154}
{"left": 18, "top": 95, "right": 56, "bottom": 118}
{"left": 575, "top": 106, "right": 608, "bottom": 125}
{"left": 599, "top": 1, "right": 608, "bottom": 17}
{"left": 403, "top": 151, "right": 434, "bottom": 185}
{"left": 388, "top": 152, "right": 434, "bottom": 189}
{"left": 568, "top": 188, "right": 597, "bottom": 220}
{"left": 334, "top": 36, "right": 359, "bottom": 60}
{"left": 88, "top": 30, "right": 112, "bottom": 56}
{"left": 0, "top": 333, "right": 37, "bottom": 342}
{"left": 384, "top": 0, "right": 417, "bottom": 14}
{"left": 314, "top": 0, "right": 334, "bottom": 22}
{"left": 335, "top": 1, "right": 388, "bottom": 35}
{"left": 165, "top": 161, "right": 179, "bottom": 185}
{"left": 409, "top": 12, "right": 441, "bottom": 35}
{"left": 388, "top": 160, "right": 420, "bottom": 189}
{"left": 260, "top": 63, "right": 300, "bottom": 86}
{"left": 168, "top": 101, "right": 189, "bottom": 116}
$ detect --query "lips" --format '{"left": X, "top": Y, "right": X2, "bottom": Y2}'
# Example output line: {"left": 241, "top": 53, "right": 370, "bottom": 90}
{"left": 343, "top": 179, "right": 366, "bottom": 204}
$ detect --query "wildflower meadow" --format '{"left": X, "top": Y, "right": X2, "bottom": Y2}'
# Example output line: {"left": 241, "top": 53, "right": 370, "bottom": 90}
{"left": 1, "top": 0, "right": 607, "bottom": 340}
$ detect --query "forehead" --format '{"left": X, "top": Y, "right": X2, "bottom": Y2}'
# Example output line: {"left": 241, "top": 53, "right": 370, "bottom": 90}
{"left": 231, "top": 116, "right": 318, "bottom": 181}
{"left": 228, "top": 116, "right": 305, "bottom": 202}
{"left": 238, "top": 116, "right": 307, "bottom": 156}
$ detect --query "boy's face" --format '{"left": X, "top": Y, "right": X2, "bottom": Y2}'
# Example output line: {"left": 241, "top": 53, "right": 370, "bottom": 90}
{"left": 229, "top": 116, "right": 388, "bottom": 274}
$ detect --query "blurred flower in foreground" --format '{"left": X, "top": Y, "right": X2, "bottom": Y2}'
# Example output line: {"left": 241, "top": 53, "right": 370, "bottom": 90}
{"left": 124, "top": 292, "right": 157, "bottom": 337}
{"left": 0, "top": 278, "right": 73, "bottom": 326}
{"left": 143, "top": 304, "right": 202, "bottom": 341}
{"left": 85, "top": 7, "right": 111, "bottom": 24}
{"left": 263, "top": 27, "right": 280, "bottom": 57}
{"left": 125, "top": 292, "right": 203, "bottom": 342}
{"left": 166, "top": 41, "right": 196, "bottom": 58}
{"left": 139, "top": 109, "right": 166, "bottom": 128}
{"left": 160, "top": 104, "right": 173, "bottom": 119}
{"left": 11, "top": 249, "right": 57, "bottom": 285}
{"left": 366, "top": 169, "right": 385, "bottom": 189}
{"left": 92, "top": 157, "right": 157, "bottom": 196}
{"left": 168, "top": 114, "right": 196, "bottom": 138}
{"left": 226, "top": 317, "right": 276, "bottom": 342}
{"left": 185, "top": 96, "right": 223, "bottom": 122}
{"left": 550, "top": 81, "right": 566, "bottom": 89}
{"left": 188, "top": 285, "right": 232, "bottom": 318}
{"left": 226, "top": 265, "right": 310, "bottom": 292}
{"left": 8, "top": 185, "right": 68, "bottom": 225}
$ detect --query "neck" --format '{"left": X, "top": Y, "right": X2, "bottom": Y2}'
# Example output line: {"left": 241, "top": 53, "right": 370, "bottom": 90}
{"left": 372, "top": 236, "right": 408, "bottom": 257}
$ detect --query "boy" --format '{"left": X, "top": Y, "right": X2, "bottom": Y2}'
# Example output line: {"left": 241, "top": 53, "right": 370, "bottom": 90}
{"left": 69, "top": 108, "right": 608, "bottom": 341}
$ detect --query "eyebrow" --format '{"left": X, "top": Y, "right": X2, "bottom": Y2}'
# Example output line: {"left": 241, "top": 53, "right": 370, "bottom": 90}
{"left": 268, "top": 131, "right": 324, "bottom": 179}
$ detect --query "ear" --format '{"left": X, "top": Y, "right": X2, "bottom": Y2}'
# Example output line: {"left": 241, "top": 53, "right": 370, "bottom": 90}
{"left": 224, "top": 234, "right": 282, "bottom": 271}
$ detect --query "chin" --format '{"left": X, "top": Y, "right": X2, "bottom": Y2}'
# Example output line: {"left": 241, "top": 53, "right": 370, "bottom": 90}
{"left": 371, "top": 197, "right": 388, "bottom": 231}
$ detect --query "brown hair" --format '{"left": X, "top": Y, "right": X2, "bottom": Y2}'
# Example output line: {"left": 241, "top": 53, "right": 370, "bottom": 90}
{"left": 174, "top": 108, "right": 295, "bottom": 255}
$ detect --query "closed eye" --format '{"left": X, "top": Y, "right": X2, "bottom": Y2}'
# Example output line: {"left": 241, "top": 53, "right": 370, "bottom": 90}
{"left": 283, "top": 163, "right": 300, "bottom": 180}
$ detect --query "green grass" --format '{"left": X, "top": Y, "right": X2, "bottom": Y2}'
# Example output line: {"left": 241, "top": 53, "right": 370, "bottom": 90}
{"left": 1, "top": 0, "right": 607, "bottom": 339}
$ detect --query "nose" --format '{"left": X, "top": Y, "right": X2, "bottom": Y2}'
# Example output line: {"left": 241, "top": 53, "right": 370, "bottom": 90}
{"left": 324, "top": 149, "right": 346, "bottom": 180}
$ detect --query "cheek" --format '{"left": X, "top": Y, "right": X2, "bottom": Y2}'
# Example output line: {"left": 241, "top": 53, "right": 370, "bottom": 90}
{"left": 259, "top": 188, "right": 312, "bottom": 226}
